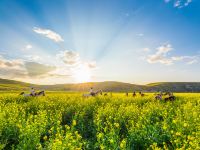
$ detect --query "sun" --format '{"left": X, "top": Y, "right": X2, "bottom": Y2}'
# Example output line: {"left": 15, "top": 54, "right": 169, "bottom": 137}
{"left": 73, "top": 66, "right": 91, "bottom": 83}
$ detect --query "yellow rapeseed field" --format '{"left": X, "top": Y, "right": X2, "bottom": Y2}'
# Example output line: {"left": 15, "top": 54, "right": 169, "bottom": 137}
{"left": 0, "top": 93, "right": 199, "bottom": 150}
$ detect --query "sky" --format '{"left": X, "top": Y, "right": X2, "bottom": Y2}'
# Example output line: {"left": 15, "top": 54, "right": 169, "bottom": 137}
{"left": 0, "top": 0, "right": 200, "bottom": 85}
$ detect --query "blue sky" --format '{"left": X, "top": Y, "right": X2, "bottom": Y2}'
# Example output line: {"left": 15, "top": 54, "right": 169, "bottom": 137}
{"left": 0, "top": 0, "right": 200, "bottom": 84}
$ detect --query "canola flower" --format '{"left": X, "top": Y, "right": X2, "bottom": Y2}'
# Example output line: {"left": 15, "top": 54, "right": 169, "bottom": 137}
{"left": 72, "top": 120, "right": 77, "bottom": 126}
{"left": 0, "top": 92, "right": 199, "bottom": 149}
{"left": 120, "top": 139, "right": 127, "bottom": 149}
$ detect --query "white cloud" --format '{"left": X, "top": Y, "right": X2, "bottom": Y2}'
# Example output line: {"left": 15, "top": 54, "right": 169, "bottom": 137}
{"left": 146, "top": 43, "right": 199, "bottom": 65}
{"left": 187, "top": 59, "right": 198, "bottom": 65}
{"left": 164, "top": 0, "right": 192, "bottom": 8}
{"left": 182, "top": 56, "right": 199, "bottom": 65}
{"left": 87, "top": 61, "right": 97, "bottom": 68}
{"left": 0, "top": 56, "right": 24, "bottom": 69}
{"left": 172, "top": 56, "right": 199, "bottom": 65}
{"left": 171, "top": 56, "right": 185, "bottom": 61}
{"left": 0, "top": 56, "right": 27, "bottom": 78}
{"left": 184, "top": 0, "right": 192, "bottom": 6}
{"left": 25, "top": 55, "right": 42, "bottom": 61}
{"left": 21, "top": 44, "right": 33, "bottom": 51}
{"left": 156, "top": 44, "right": 173, "bottom": 54}
{"left": 25, "top": 44, "right": 32, "bottom": 50}
{"left": 0, "top": 50, "right": 98, "bottom": 84}
{"left": 174, "top": 0, "right": 192, "bottom": 8}
{"left": 174, "top": 0, "right": 181, "bottom": 7}
{"left": 147, "top": 44, "right": 173, "bottom": 65}
{"left": 24, "top": 62, "right": 56, "bottom": 77}
{"left": 0, "top": 55, "right": 57, "bottom": 80}
{"left": 33, "top": 27, "right": 64, "bottom": 42}
{"left": 57, "top": 50, "right": 97, "bottom": 69}
{"left": 57, "top": 50, "right": 80, "bottom": 66}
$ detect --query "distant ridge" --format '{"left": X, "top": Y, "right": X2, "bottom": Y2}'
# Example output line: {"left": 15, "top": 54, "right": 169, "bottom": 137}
{"left": 0, "top": 78, "right": 200, "bottom": 92}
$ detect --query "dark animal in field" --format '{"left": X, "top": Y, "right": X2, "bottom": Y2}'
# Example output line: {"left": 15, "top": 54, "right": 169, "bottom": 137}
{"left": 141, "top": 93, "right": 145, "bottom": 97}
{"left": 164, "top": 95, "right": 176, "bottom": 102}
{"left": 139, "top": 91, "right": 146, "bottom": 97}
{"left": 133, "top": 92, "right": 136, "bottom": 97}
{"left": 155, "top": 94, "right": 162, "bottom": 100}
{"left": 126, "top": 92, "right": 129, "bottom": 96}
{"left": 19, "top": 92, "right": 25, "bottom": 95}
{"left": 104, "top": 93, "right": 108, "bottom": 96}
{"left": 83, "top": 90, "right": 103, "bottom": 98}
{"left": 91, "top": 90, "right": 103, "bottom": 96}
{"left": 162, "top": 92, "right": 174, "bottom": 97}
{"left": 19, "top": 91, "right": 45, "bottom": 97}
{"left": 35, "top": 91, "right": 45, "bottom": 96}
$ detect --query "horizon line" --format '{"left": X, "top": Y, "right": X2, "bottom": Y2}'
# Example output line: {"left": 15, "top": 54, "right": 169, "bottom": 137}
{"left": 1, "top": 77, "right": 200, "bottom": 86}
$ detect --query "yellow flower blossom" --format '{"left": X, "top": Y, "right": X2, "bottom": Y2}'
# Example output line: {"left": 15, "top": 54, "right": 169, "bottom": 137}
{"left": 72, "top": 120, "right": 76, "bottom": 126}
{"left": 176, "top": 132, "right": 181, "bottom": 136}
{"left": 110, "top": 139, "right": 114, "bottom": 144}
{"left": 43, "top": 135, "right": 47, "bottom": 141}
{"left": 120, "top": 139, "right": 126, "bottom": 148}
{"left": 114, "top": 122, "right": 120, "bottom": 128}
{"left": 183, "top": 123, "right": 188, "bottom": 127}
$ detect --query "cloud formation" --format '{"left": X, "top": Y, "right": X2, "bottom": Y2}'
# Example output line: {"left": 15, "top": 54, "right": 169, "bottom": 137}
{"left": 87, "top": 61, "right": 97, "bottom": 68}
{"left": 0, "top": 56, "right": 27, "bottom": 78}
{"left": 57, "top": 50, "right": 97, "bottom": 69}
{"left": 0, "top": 49, "right": 97, "bottom": 84}
{"left": 33, "top": 27, "right": 64, "bottom": 42}
{"left": 164, "top": 0, "right": 192, "bottom": 8}
{"left": 57, "top": 51, "right": 80, "bottom": 66}
{"left": 0, "top": 56, "right": 24, "bottom": 69}
{"left": 147, "top": 44, "right": 173, "bottom": 65}
{"left": 21, "top": 44, "right": 33, "bottom": 51}
{"left": 25, "top": 55, "right": 42, "bottom": 62}
{"left": 24, "top": 62, "right": 56, "bottom": 77}
{"left": 0, "top": 55, "right": 57, "bottom": 79}
{"left": 146, "top": 44, "right": 199, "bottom": 65}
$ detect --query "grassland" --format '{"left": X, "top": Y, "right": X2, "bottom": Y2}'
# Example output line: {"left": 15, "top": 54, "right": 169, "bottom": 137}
{"left": 0, "top": 92, "right": 199, "bottom": 150}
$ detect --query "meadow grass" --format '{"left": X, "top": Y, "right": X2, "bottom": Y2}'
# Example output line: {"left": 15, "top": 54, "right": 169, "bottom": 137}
{"left": 0, "top": 92, "right": 199, "bottom": 150}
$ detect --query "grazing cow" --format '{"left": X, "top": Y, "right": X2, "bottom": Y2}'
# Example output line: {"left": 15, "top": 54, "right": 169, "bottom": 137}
{"left": 126, "top": 92, "right": 129, "bottom": 96}
{"left": 104, "top": 93, "right": 108, "bottom": 96}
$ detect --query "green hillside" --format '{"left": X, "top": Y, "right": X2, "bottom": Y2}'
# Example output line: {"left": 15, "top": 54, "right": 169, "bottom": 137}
{"left": 0, "top": 78, "right": 200, "bottom": 92}
{"left": 0, "top": 78, "right": 34, "bottom": 91}
{"left": 146, "top": 82, "right": 200, "bottom": 92}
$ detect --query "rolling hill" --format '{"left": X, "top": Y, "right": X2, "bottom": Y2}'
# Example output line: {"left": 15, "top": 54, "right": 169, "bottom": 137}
{"left": 0, "top": 78, "right": 200, "bottom": 92}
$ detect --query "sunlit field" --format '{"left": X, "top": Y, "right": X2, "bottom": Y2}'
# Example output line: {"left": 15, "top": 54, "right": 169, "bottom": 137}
{"left": 0, "top": 93, "right": 199, "bottom": 150}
